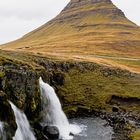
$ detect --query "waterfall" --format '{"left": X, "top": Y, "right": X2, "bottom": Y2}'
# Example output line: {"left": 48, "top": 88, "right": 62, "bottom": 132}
{"left": 0, "top": 122, "right": 3, "bottom": 137}
{"left": 39, "top": 77, "right": 81, "bottom": 140}
{"left": 0, "top": 122, "right": 6, "bottom": 140}
{"left": 9, "top": 102, "right": 36, "bottom": 140}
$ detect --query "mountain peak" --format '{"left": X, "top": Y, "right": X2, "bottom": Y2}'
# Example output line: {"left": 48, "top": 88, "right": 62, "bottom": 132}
{"left": 70, "top": 0, "right": 111, "bottom": 4}
{"left": 64, "top": 0, "right": 112, "bottom": 10}
{"left": 52, "top": 0, "right": 125, "bottom": 24}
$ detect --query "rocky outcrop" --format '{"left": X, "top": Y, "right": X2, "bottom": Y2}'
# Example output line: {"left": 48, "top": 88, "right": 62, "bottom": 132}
{"left": 0, "top": 59, "right": 41, "bottom": 120}
{"left": 43, "top": 126, "right": 59, "bottom": 139}
{"left": 0, "top": 91, "right": 17, "bottom": 139}
{"left": 64, "top": 0, "right": 112, "bottom": 10}
{"left": 52, "top": 0, "right": 125, "bottom": 23}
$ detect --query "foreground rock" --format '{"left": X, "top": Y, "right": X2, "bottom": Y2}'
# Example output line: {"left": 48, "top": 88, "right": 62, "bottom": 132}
{"left": 43, "top": 126, "right": 59, "bottom": 139}
{"left": 0, "top": 91, "right": 17, "bottom": 139}
{"left": 93, "top": 110, "right": 140, "bottom": 140}
{"left": 112, "top": 106, "right": 119, "bottom": 112}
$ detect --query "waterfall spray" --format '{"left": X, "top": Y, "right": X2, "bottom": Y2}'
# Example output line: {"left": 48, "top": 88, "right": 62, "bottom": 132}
{"left": 0, "top": 122, "right": 6, "bottom": 140}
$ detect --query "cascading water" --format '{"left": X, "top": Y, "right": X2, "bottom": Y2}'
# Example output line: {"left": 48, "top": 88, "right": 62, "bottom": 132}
{"left": 0, "top": 122, "right": 6, "bottom": 140}
{"left": 39, "top": 77, "right": 82, "bottom": 139}
{"left": 0, "top": 122, "right": 3, "bottom": 137}
{"left": 9, "top": 102, "right": 36, "bottom": 140}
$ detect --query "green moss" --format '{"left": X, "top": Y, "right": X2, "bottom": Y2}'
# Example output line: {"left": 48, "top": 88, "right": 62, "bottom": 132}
{"left": 129, "top": 130, "right": 140, "bottom": 140}
{"left": 0, "top": 71, "right": 5, "bottom": 78}
{"left": 64, "top": 106, "right": 78, "bottom": 115}
{"left": 30, "top": 98, "right": 37, "bottom": 112}
{"left": 56, "top": 67, "right": 140, "bottom": 113}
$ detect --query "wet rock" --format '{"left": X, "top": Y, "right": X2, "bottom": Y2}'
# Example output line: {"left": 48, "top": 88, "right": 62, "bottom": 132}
{"left": 34, "top": 129, "right": 49, "bottom": 140}
{"left": 33, "top": 122, "right": 43, "bottom": 131}
{"left": 43, "top": 126, "right": 59, "bottom": 139}
{"left": 70, "top": 132, "right": 74, "bottom": 136}
{"left": 0, "top": 60, "right": 41, "bottom": 121}
{"left": 0, "top": 91, "right": 7, "bottom": 101}
{"left": 112, "top": 106, "right": 119, "bottom": 112}
{"left": 51, "top": 72, "right": 65, "bottom": 86}
{"left": 0, "top": 91, "right": 17, "bottom": 138}
{"left": 76, "top": 106, "right": 91, "bottom": 117}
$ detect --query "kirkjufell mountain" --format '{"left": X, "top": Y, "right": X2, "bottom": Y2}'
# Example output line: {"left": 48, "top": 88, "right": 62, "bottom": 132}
{"left": 1, "top": 0, "right": 140, "bottom": 72}
{"left": 1, "top": 1, "right": 140, "bottom": 140}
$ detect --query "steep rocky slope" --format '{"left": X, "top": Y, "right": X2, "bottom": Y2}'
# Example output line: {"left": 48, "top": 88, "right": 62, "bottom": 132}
{"left": 0, "top": 0, "right": 140, "bottom": 72}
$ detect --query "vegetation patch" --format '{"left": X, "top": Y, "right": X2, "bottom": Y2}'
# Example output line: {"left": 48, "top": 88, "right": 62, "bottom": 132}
{"left": 129, "top": 130, "right": 140, "bottom": 140}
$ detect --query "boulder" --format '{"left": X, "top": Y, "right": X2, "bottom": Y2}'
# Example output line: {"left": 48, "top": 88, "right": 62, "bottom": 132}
{"left": 43, "top": 126, "right": 59, "bottom": 139}
{"left": 112, "top": 106, "right": 119, "bottom": 112}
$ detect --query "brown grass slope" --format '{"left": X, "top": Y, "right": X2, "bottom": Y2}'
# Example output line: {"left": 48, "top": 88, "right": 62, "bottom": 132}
{"left": 0, "top": 0, "right": 140, "bottom": 72}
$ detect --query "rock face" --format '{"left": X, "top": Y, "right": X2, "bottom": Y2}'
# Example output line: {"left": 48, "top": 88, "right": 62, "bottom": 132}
{"left": 64, "top": 0, "right": 112, "bottom": 10}
{"left": 51, "top": 0, "right": 125, "bottom": 23}
{"left": 0, "top": 59, "right": 41, "bottom": 120}
{"left": 0, "top": 91, "right": 17, "bottom": 139}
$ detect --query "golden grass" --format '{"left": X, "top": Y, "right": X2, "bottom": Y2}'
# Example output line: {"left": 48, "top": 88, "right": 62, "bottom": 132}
{"left": 0, "top": 1, "right": 140, "bottom": 73}
{"left": 130, "top": 130, "right": 140, "bottom": 140}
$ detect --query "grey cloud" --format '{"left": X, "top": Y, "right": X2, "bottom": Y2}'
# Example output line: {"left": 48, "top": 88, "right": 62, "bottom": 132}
{"left": 112, "top": 0, "right": 140, "bottom": 26}
{"left": 0, "top": 0, "right": 70, "bottom": 20}
{"left": 0, "top": 0, "right": 69, "bottom": 44}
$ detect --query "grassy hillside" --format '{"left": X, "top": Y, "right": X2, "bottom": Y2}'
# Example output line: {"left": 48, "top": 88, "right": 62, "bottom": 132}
{"left": 0, "top": 50, "right": 140, "bottom": 117}
{"left": 0, "top": 0, "right": 140, "bottom": 73}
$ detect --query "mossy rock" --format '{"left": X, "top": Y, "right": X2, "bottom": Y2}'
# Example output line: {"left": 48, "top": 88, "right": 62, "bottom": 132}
{"left": 0, "top": 72, "right": 5, "bottom": 78}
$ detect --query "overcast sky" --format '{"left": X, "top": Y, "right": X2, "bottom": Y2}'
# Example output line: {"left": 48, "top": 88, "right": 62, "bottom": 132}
{"left": 0, "top": 0, "right": 140, "bottom": 45}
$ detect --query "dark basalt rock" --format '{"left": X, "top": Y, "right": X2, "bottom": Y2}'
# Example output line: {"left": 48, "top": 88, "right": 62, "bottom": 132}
{"left": 112, "top": 106, "right": 119, "bottom": 112}
{"left": 43, "top": 126, "right": 59, "bottom": 139}
{"left": 0, "top": 91, "right": 17, "bottom": 138}
{"left": 69, "top": 132, "right": 74, "bottom": 136}
{"left": 51, "top": 72, "right": 65, "bottom": 86}
{"left": 0, "top": 61, "right": 41, "bottom": 121}
{"left": 33, "top": 122, "right": 43, "bottom": 131}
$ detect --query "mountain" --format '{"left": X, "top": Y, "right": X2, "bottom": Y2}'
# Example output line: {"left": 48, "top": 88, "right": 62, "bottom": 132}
{"left": 1, "top": 1, "right": 140, "bottom": 139}
{"left": 1, "top": 0, "right": 140, "bottom": 72}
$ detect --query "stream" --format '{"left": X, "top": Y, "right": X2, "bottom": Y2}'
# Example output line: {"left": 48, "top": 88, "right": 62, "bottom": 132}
{"left": 70, "top": 117, "right": 113, "bottom": 140}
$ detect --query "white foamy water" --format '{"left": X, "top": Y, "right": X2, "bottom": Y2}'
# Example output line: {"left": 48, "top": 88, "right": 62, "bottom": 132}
{"left": 0, "top": 122, "right": 6, "bottom": 140}
{"left": 9, "top": 102, "right": 36, "bottom": 140}
{"left": 39, "top": 77, "right": 83, "bottom": 140}
{"left": 70, "top": 117, "right": 113, "bottom": 140}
